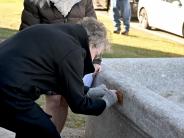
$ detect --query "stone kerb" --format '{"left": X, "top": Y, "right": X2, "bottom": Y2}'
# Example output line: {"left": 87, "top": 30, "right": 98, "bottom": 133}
{"left": 85, "top": 58, "right": 184, "bottom": 138}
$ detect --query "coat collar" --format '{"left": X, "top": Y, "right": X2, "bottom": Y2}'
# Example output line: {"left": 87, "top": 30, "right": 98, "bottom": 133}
{"left": 31, "top": 0, "right": 82, "bottom": 17}
{"left": 50, "top": 0, "right": 81, "bottom": 17}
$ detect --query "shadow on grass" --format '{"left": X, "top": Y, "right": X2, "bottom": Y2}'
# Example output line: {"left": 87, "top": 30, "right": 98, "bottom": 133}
{"left": 0, "top": 27, "right": 18, "bottom": 39}
{"left": 104, "top": 43, "right": 184, "bottom": 58}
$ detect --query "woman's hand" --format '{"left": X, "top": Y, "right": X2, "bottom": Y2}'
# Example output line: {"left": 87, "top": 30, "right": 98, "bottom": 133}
{"left": 93, "top": 63, "right": 102, "bottom": 74}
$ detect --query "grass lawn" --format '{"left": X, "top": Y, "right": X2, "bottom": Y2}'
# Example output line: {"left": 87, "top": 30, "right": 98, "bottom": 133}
{"left": 0, "top": 0, "right": 22, "bottom": 33}
{"left": 96, "top": 12, "right": 184, "bottom": 57}
{"left": 0, "top": 0, "right": 184, "bottom": 129}
{"left": 36, "top": 96, "right": 86, "bottom": 128}
{"left": 0, "top": 1, "right": 184, "bottom": 57}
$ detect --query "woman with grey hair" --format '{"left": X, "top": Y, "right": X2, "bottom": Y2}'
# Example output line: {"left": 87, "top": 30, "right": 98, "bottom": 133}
{"left": 19, "top": 0, "right": 103, "bottom": 133}
{"left": 0, "top": 18, "right": 118, "bottom": 138}
{"left": 80, "top": 17, "right": 109, "bottom": 51}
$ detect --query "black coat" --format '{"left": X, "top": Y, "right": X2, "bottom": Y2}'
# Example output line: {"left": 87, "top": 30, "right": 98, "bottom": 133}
{"left": 0, "top": 24, "right": 106, "bottom": 115}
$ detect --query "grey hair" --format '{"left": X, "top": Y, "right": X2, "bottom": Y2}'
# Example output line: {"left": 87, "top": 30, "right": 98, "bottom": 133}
{"left": 30, "top": 0, "right": 50, "bottom": 8}
{"left": 79, "top": 17, "right": 110, "bottom": 51}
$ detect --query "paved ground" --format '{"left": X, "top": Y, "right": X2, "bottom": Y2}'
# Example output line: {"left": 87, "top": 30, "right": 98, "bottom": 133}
{"left": 0, "top": 127, "right": 85, "bottom": 138}
{"left": 62, "top": 127, "right": 85, "bottom": 138}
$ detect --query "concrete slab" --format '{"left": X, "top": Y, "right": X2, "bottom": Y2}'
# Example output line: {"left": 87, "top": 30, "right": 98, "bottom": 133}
{"left": 85, "top": 58, "right": 184, "bottom": 138}
{"left": 0, "top": 128, "right": 15, "bottom": 138}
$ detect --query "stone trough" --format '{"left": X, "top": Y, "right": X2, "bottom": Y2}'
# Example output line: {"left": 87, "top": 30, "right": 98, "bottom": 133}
{"left": 85, "top": 58, "right": 184, "bottom": 138}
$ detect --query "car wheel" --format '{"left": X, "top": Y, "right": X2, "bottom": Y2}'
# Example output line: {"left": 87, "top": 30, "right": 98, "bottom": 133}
{"left": 139, "top": 8, "right": 150, "bottom": 29}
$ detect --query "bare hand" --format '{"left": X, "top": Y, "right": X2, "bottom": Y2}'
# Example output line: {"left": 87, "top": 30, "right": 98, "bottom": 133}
{"left": 93, "top": 64, "right": 102, "bottom": 74}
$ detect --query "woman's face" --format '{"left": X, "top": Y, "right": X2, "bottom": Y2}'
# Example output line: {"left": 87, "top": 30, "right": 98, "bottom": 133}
{"left": 89, "top": 46, "right": 104, "bottom": 60}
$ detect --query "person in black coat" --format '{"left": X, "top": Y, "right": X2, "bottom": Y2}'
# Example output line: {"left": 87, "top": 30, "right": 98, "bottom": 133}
{"left": 19, "top": 1, "right": 102, "bottom": 132}
{"left": 0, "top": 17, "right": 118, "bottom": 138}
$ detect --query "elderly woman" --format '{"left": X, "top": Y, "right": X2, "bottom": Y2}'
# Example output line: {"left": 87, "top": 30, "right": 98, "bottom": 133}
{"left": 19, "top": 0, "right": 102, "bottom": 132}
{"left": 0, "top": 18, "right": 118, "bottom": 138}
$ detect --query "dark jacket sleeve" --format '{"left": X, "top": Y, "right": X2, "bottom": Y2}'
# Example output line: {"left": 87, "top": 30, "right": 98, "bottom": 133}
{"left": 59, "top": 49, "right": 106, "bottom": 115}
{"left": 84, "top": 86, "right": 90, "bottom": 94}
{"left": 19, "top": 0, "right": 41, "bottom": 30}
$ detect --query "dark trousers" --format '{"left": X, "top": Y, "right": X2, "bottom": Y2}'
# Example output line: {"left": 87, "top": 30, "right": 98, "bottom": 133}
{"left": 0, "top": 102, "right": 61, "bottom": 138}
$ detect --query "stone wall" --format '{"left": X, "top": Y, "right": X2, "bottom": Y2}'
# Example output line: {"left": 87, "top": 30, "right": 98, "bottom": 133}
{"left": 85, "top": 58, "right": 184, "bottom": 138}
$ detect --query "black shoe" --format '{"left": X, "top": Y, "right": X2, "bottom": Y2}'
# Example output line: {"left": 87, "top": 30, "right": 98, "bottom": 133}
{"left": 113, "top": 30, "right": 120, "bottom": 34}
{"left": 121, "top": 31, "right": 129, "bottom": 35}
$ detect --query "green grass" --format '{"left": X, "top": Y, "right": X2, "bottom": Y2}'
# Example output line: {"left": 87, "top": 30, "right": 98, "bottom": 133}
{"left": 36, "top": 96, "right": 86, "bottom": 128}
{"left": 0, "top": 2, "right": 183, "bottom": 57}
{"left": 0, "top": 28, "right": 17, "bottom": 39}
{"left": 0, "top": 1, "right": 184, "bottom": 57}
{"left": 103, "top": 43, "right": 182, "bottom": 58}
{"left": 97, "top": 12, "right": 184, "bottom": 57}
{"left": 65, "top": 110, "right": 86, "bottom": 128}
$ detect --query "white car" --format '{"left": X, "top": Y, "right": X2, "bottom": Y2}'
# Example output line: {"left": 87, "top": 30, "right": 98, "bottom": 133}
{"left": 137, "top": 0, "right": 184, "bottom": 37}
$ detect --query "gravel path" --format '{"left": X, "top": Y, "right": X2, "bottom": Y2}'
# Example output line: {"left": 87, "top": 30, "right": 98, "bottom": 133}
{"left": 0, "top": 127, "right": 85, "bottom": 138}
{"left": 62, "top": 127, "right": 85, "bottom": 138}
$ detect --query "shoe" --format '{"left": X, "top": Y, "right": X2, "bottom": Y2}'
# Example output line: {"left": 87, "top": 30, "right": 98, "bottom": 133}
{"left": 121, "top": 31, "right": 129, "bottom": 35}
{"left": 113, "top": 30, "right": 120, "bottom": 34}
